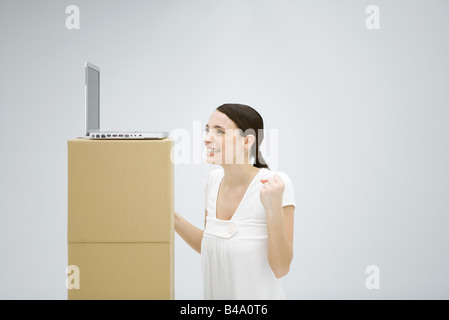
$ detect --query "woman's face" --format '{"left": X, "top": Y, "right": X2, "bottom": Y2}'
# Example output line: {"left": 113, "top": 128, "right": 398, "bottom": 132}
{"left": 204, "top": 110, "right": 254, "bottom": 165}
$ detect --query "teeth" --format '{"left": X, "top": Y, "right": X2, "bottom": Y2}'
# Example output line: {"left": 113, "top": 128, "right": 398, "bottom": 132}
{"left": 208, "top": 148, "right": 220, "bottom": 153}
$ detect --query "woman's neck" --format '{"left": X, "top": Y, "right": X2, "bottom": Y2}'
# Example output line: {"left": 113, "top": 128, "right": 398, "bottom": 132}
{"left": 220, "top": 164, "right": 261, "bottom": 187}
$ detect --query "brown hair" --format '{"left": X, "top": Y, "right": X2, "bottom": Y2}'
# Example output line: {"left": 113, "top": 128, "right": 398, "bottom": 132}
{"left": 216, "top": 103, "right": 269, "bottom": 169}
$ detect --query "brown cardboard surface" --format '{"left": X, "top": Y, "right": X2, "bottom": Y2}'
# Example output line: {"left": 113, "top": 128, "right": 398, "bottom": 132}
{"left": 68, "top": 138, "right": 174, "bottom": 243}
{"left": 68, "top": 242, "right": 174, "bottom": 300}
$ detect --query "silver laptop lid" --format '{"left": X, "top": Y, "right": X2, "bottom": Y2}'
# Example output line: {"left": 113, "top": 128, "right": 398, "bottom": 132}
{"left": 85, "top": 62, "right": 100, "bottom": 135}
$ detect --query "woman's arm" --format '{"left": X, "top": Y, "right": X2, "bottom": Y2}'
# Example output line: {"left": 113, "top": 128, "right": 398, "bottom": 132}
{"left": 266, "top": 205, "right": 294, "bottom": 279}
{"left": 260, "top": 175, "right": 295, "bottom": 278}
{"left": 174, "top": 210, "right": 204, "bottom": 254}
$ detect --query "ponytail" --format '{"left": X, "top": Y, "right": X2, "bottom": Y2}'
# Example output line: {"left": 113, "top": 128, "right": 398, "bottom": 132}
{"left": 253, "top": 145, "right": 269, "bottom": 169}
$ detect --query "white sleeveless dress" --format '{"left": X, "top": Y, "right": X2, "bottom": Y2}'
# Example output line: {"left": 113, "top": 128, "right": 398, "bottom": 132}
{"left": 201, "top": 168, "right": 296, "bottom": 300}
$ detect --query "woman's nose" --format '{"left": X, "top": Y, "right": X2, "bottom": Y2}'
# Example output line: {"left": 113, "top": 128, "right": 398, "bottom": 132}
{"left": 204, "top": 132, "right": 214, "bottom": 143}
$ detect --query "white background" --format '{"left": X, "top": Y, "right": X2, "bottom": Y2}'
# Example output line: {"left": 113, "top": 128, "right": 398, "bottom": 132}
{"left": 0, "top": 0, "right": 448, "bottom": 299}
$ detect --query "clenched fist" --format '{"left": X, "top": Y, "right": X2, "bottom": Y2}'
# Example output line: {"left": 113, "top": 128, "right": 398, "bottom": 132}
{"left": 260, "top": 174, "right": 285, "bottom": 212}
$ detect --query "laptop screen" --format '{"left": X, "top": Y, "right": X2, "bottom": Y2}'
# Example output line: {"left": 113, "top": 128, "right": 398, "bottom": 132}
{"left": 86, "top": 63, "right": 100, "bottom": 134}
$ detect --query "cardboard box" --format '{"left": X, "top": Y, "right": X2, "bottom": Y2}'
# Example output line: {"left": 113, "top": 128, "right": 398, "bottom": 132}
{"left": 68, "top": 242, "right": 174, "bottom": 300}
{"left": 67, "top": 138, "right": 174, "bottom": 299}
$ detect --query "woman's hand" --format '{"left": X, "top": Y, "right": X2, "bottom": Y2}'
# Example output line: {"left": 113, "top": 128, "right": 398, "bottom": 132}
{"left": 174, "top": 210, "right": 204, "bottom": 254}
{"left": 260, "top": 174, "right": 285, "bottom": 212}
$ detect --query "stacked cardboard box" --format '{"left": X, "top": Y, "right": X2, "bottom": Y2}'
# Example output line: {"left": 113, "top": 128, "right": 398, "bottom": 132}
{"left": 67, "top": 138, "right": 174, "bottom": 299}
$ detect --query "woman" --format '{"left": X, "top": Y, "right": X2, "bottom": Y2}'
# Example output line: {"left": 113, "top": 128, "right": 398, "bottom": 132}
{"left": 175, "top": 103, "right": 296, "bottom": 299}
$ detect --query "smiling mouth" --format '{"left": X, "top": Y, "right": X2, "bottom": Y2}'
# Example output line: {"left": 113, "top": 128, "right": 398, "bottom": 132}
{"left": 207, "top": 148, "right": 220, "bottom": 155}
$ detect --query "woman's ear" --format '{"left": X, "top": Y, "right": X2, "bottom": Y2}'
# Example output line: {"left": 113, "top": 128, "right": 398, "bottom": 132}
{"left": 244, "top": 134, "right": 256, "bottom": 151}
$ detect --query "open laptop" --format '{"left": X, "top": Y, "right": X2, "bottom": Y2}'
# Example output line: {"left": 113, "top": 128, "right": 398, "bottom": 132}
{"left": 85, "top": 62, "right": 169, "bottom": 139}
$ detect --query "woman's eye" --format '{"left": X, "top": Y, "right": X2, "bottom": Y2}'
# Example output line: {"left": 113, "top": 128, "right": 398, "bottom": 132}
{"left": 204, "top": 128, "right": 224, "bottom": 135}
